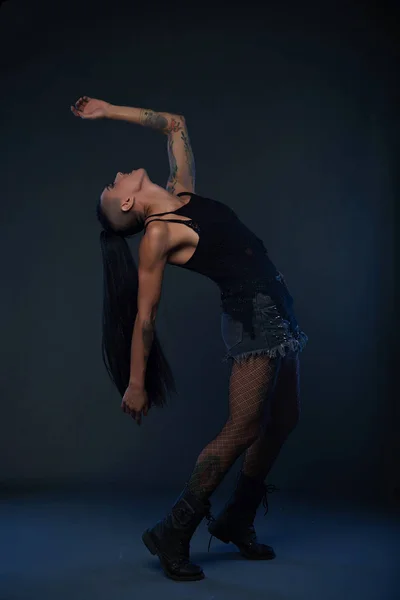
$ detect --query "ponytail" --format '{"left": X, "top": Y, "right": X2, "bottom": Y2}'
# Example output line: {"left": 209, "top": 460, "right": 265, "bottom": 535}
{"left": 97, "top": 204, "right": 177, "bottom": 408}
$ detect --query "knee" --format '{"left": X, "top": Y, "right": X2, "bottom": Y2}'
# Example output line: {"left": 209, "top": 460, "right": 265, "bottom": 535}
{"left": 237, "top": 420, "right": 261, "bottom": 449}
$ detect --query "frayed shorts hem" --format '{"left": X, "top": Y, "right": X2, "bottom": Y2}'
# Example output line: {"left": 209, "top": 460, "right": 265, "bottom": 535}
{"left": 222, "top": 331, "right": 308, "bottom": 365}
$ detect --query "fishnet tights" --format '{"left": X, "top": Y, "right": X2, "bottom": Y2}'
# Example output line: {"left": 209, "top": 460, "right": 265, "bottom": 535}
{"left": 186, "top": 354, "right": 278, "bottom": 500}
{"left": 242, "top": 351, "right": 300, "bottom": 481}
{"left": 186, "top": 352, "right": 300, "bottom": 500}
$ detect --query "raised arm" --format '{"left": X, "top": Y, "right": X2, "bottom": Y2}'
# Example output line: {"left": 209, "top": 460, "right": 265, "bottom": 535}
{"left": 71, "top": 97, "right": 195, "bottom": 195}
{"left": 140, "top": 109, "right": 195, "bottom": 194}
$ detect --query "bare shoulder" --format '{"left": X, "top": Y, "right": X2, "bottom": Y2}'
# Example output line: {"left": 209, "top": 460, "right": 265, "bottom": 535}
{"left": 139, "top": 221, "right": 171, "bottom": 265}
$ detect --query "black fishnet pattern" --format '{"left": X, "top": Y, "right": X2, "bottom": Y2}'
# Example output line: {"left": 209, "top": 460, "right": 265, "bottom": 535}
{"left": 186, "top": 355, "right": 278, "bottom": 500}
{"left": 242, "top": 352, "right": 300, "bottom": 481}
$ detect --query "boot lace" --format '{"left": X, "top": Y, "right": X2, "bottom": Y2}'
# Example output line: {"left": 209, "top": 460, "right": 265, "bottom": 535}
{"left": 207, "top": 483, "right": 279, "bottom": 552}
{"left": 205, "top": 507, "right": 216, "bottom": 553}
{"left": 262, "top": 484, "right": 279, "bottom": 516}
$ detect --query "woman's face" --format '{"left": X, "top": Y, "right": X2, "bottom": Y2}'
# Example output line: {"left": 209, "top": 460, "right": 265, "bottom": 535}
{"left": 99, "top": 168, "right": 149, "bottom": 228}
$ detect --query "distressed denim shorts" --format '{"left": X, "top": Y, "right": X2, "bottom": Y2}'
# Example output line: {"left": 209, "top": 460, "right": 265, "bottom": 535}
{"left": 221, "top": 291, "right": 308, "bottom": 365}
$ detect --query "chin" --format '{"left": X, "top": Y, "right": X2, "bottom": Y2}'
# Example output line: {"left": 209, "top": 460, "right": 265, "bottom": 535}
{"left": 137, "top": 168, "right": 150, "bottom": 187}
{"left": 126, "top": 168, "right": 145, "bottom": 191}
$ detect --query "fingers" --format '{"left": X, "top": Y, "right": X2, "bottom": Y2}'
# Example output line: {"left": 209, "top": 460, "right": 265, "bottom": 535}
{"left": 121, "top": 401, "right": 143, "bottom": 426}
{"left": 70, "top": 96, "right": 91, "bottom": 118}
{"left": 131, "top": 409, "right": 141, "bottom": 426}
{"left": 75, "top": 96, "right": 90, "bottom": 110}
{"left": 70, "top": 106, "right": 81, "bottom": 118}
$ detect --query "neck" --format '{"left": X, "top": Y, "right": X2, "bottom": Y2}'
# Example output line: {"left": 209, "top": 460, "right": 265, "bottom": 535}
{"left": 142, "top": 183, "right": 187, "bottom": 219}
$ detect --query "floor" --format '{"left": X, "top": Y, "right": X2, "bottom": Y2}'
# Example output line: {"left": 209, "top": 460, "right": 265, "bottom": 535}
{"left": 1, "top": 486, "right": 399, "bottom": 600}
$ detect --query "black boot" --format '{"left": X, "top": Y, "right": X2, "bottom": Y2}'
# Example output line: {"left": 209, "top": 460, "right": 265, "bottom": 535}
{"left": 142, "top": 488, "right": 212, "bottom": 581}
{"left": 207, "top": 473, "right": 277, "bottom": 560}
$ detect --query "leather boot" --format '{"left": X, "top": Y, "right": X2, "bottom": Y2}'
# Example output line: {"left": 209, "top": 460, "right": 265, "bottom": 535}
{"left": 208, "top": 473, "right": 277, "bottom": 560}
{"left": 142, "top": 487, "right": 212, "bottom": 581}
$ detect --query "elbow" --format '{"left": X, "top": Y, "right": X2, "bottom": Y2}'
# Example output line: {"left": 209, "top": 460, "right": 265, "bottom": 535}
{"left": 171, "top": 112, "right": 185, "bottom": 124}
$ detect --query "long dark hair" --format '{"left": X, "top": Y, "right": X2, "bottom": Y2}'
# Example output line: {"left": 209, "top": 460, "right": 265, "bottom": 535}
{"left": 96, "top": 199, "right": 177, "bottom": 408}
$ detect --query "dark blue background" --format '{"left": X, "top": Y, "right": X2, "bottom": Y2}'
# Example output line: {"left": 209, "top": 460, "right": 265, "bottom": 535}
{"left": 0, "top": 0, "right": 397, "bottom": 502}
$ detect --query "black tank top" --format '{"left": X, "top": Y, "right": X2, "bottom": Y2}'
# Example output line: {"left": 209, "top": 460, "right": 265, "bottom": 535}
{"left": 144, "top": 192, "right": 294, "bottom": 337}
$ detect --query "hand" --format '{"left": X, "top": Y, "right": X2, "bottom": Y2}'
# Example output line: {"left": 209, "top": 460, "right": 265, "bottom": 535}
{"left": 121, "top": 384, "right": 149, "bottom": 426}
{"left": 70, "top": 96, "right": 111, "bottom": 120}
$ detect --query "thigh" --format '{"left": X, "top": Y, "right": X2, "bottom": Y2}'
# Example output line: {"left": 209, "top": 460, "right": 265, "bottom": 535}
{"left": 266, "top": 350, "right": 300, "bottom": 431}
{"left": 228, "top": 355, "right": 280, "bottom": 425}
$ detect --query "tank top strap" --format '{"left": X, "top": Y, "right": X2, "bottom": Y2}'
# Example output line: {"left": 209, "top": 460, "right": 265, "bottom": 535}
{"left": 144, "top": 193, "right": 194, "bottom": 223}
{"left": 144, "top": 210, "right": 177, "bottom": 220}
{"left": 143, "top": 217, "right": 200, "bottom": 234}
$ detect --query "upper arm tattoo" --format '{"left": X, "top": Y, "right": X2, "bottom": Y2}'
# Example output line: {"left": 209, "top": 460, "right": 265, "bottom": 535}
{"left": 166, "top": 119, "right": 196, "bottom": 192}
{"left": 180, "top": 129, "right": 195, "bottom": 189}
{"left": 166, "top": 136, "right": 178, "bottom": 194}
{"left": 139, "top": 109, "right": 195, "bottom": 192}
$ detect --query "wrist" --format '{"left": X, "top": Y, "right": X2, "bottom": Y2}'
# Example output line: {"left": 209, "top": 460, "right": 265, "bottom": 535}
{"left": 104, "top": 104, "right": 143, "bottom": 126}
{"left": 104, "top": 103, "right": 117, "bottom": 119}
{"left": 128, "top": 379, "right": 145, "bottom": 391}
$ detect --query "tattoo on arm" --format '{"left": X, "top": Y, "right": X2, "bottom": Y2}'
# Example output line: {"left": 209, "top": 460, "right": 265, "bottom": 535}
{"left": 140, "top": 110, "right": 184, "bottom": 135}
{"left": 181, "top": 130, "right": 196, "bottom": 189}
{"left": 139, "top": 110, "right": 194, "bottom": 192}
{"left": 142, "top": 319, "right": 155, "bottom": 361}
{"left": 166, "top": 124, "right": 195, "bottom": 192}
{"left": 166, "top": 137, "right": 178, "bottom": 194}
{"left": 140, "top": 110, "right": 168, "bottom": 131}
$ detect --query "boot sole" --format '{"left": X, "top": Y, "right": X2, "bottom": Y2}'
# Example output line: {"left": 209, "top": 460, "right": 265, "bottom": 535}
{"left": 208, "top": 524, "right": 276, "bottom": 560}
{"left": 237, "top": 545, "right": 276, "bottom": 560}
{"left": 142, "top": 530, "right": 205, "bottom": 582}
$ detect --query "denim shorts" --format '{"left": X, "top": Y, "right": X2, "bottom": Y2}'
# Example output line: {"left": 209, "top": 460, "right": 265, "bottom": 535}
{"left": 221, "top": 291, "right": 308, "bottom": 364}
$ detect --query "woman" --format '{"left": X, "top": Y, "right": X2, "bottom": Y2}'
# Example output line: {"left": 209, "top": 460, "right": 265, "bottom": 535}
{"left": 71, "top": 96, "right": 308, "bottom": 582}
